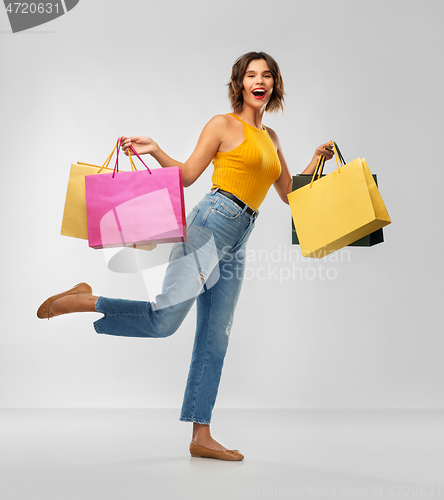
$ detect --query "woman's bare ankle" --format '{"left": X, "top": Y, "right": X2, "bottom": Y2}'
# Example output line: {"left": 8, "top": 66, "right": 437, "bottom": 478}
{"left": 192, "top": 423, "right": 227, "bottom": 451}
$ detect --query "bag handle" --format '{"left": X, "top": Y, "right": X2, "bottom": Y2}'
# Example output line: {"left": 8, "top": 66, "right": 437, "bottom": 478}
{"left": 77, "top": 139, "right": 121, "bottom": 172}
{"left": 77, "top": 138, "right": 142, "bottom": 174}
{"left": 331, "top": 141, "right": 346, "bottom": 172}
{"left": 112, "top": 137, "right": 152, "bottom": 178}
{"left": 127, "top": 148, "right": 137, "bottom": 171}
{"left": 309, "top": 141, "right": 347, "bottom": 188}
{"left": 128, "top": 143, "right": 152, "bottom": 174}
{"left": 108, "top": 138, "right": 137, "bottom": 172}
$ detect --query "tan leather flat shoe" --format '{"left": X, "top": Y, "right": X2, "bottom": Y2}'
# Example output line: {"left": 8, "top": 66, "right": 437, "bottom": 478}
{"left": 189, "top": 441, "right": 244, "bottom": 461}
{"left": 37, "top": 282, "right": 93, "bottom": 319}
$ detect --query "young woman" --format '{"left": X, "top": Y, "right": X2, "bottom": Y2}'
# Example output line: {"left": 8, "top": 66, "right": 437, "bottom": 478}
{"left": 37, "top": 52, "right": 334, "bottom": 461}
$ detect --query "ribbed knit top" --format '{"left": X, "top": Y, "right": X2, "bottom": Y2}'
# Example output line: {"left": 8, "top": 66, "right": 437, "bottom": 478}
{"left": 210, "top": 113, "right": 282, "bottom": 210}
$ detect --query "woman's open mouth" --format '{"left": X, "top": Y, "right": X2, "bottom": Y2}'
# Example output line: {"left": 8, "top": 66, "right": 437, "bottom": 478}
{"left": 252, "top": 89, "right": 266, "bottom": 99}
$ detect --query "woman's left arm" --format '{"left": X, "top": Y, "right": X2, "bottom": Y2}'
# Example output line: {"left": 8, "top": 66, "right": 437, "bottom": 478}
{"left": 268, "top": 128, "right": 334, "bottom": 205}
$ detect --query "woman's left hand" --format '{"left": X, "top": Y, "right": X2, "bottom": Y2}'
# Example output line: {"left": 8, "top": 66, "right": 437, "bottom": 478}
{"left": 300, "top": 142, "right": 335, "bottom": 175}
{"left": 313, "top": 142, "right": 334, "bottom": 162}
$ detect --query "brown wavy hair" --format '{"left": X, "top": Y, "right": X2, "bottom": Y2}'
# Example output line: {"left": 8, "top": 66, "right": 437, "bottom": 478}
{"left": 228, "top": 52, "right": 285, "bottom": 113}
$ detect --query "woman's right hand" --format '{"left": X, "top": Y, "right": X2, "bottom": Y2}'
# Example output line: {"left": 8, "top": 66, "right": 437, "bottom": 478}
{"left": 120, "top": 136, "right": 158, "bottom": 156}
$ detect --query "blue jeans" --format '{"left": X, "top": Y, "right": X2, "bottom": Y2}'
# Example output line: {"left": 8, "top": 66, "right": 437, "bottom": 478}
{"left": 93, "top": 189, "right": 258, "bottom": 424}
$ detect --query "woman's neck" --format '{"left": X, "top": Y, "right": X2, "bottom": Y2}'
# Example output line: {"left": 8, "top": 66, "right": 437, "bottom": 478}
{"left": 234, "top": 107, "right": 265, "bottom": 129}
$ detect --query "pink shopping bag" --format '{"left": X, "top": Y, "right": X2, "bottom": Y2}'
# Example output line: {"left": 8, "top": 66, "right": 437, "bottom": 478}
{"left": 85, "top": 140, "right": 187, "bottom": 249}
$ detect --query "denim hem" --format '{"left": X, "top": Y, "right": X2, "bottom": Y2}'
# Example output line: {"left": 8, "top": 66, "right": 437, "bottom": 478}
{"left": 95, "top": 296, "right": 104, "bottom": 313}
{"left": 93, "top": 297, "right": 105, "bottom": 334}
{"left": 179, "top": 417, "right": 211, "bottom": 425}
{"left": 93, "top": 318, "right": 105, "bottom": 334}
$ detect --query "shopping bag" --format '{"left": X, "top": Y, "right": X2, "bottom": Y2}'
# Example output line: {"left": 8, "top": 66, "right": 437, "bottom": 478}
{"left": 85, "top": 142, "right": 187, "bottom": 249}
{"left": 287, "top": 142, "right": 391, "bottom": 258}
{"left": 291, "top": 161, "right": 384, "bottom": 247}
{"left": 61, "top": 141, "right": 120, "bottom": 240}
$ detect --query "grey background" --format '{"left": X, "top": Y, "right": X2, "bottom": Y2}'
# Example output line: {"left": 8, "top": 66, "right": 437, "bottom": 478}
{"left": 0, "top": 0, "right": 442, "bottom": 409}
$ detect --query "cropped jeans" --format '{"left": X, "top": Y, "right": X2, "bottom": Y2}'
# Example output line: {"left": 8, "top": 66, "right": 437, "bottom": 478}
{"left": 93, "top": 189, "right": 258, "bottom": 425}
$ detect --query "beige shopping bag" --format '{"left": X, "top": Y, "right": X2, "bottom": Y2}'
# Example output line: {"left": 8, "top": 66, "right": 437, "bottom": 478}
{"left": 61, "top": 142, "right": 119, "bottom": 240}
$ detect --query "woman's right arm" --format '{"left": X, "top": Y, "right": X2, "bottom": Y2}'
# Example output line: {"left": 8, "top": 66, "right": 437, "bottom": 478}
{"left": 121, "top": 115, "right": 228, "bottom": 187}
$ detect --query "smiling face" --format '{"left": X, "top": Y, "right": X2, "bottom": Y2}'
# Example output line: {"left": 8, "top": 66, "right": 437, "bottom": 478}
{"left": 241, "top": 59, "right": 274, "bottom": 110}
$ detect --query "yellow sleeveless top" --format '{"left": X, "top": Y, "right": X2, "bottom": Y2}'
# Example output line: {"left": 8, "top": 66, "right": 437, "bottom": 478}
{"left": 211, "top": 113, "right": 281, "bottom": 210}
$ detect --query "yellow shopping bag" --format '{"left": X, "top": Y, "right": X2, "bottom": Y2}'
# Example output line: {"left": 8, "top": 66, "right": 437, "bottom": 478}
{"left": 61, "top": 140, "right": 134, "bottom": 240}
{"left": 287, "top": 142, "right": 391, "bottom": 258}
